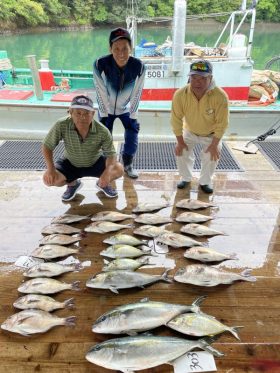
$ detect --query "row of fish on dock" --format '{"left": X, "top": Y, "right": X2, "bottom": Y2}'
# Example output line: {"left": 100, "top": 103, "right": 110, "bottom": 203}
{"left": 0, "top": 213, "right": 91, "bottom": 336}
{"left": 1, "top": 197, "right": 257, "bottom": 372}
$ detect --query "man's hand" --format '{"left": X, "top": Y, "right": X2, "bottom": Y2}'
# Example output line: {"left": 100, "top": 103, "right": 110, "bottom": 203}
{"left": 175, "top": 135, "right": 188, "bottom": 156}
{"left": 205, "top": 137, "right": 221, "bottom": 161}
{"left": 43, "top": 168, "right": 57, "bottom": 186}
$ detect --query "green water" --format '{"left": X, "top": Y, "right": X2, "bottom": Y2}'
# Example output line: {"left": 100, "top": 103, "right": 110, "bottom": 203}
{"left": 0, "top": 22, "right": 279, "bottom": 71}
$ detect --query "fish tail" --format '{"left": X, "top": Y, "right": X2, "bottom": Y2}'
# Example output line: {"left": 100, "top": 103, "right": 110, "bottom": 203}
{"left": 64, "top": 316, "right": 76, "bottom": 327}
{"left": 71, "top": 281, "right": 81, "bottom": 291}
{"left": 191, "top": 295, "right": 207, "bottom": 312}
{"left": 161, "top": 268, "right": 173, "bottom": 283}
{"left": 74, "top": 263, "right": 83, "bottom": 271}
{"left": 64, "top": 297, "right": 75, "bottom": 309}
{"left": 229, "top": 253, "right": 238, "bottom": 260}
{"left": 199, "top": 337, "right": 224, "bottom": 357}
{"left": 229, "top": 326, "right": 244, "bottom": 340}
{"left": 241, "top": 269, "right": 257, "bottom": 282}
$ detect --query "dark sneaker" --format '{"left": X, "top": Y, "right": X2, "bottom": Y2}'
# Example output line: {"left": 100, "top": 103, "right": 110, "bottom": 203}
{"left": 96, "top": 182, "right": 118, "bottom": 198}
{"left": 124, "top": 165, "right": 139, "bottom": 179}
{"left": 177, "top": 180, "right": 190, "bottom": 189}
{"left": 199, "top": 184, "right": 213, "bottom": 194}
{"left": 61, "top": 180, "right": 82, "bottom": 202}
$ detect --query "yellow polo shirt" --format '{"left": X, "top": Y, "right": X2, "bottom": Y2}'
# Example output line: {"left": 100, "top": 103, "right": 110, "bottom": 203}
{"left": 171, "top": 83, "right": 229, "bottom": 139}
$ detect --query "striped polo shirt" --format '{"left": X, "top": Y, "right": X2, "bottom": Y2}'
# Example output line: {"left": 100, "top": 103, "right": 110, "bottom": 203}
{"left": 43, "top": 116, "right": 116, "bottom": 167}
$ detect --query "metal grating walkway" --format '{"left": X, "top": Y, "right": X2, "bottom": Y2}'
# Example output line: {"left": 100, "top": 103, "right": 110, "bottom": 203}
{"left": 0, "top": 141, "right": 64, "bottom": 171}
{"left": 256, "top": 141, "right": 280, "bottom": 171}
{"left": 0, "top": 140, "right": 243, "bottom": 172}
{"left": 119, "top": 142, "right": 243, "bottom": 171}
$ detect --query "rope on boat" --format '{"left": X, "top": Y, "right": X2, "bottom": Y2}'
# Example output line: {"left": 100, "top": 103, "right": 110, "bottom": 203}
{"left": 245, "top": 118, "right": 280, "bottom": 147}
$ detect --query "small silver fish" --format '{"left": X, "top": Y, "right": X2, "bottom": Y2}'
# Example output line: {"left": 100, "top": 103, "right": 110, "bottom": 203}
{"left": 102, "top": 257, "right": 150, "bottom": 272}
{"left": 167, "top": 312, "right": 243, "bottom": 340}
{"left": 23, "top": 262, "right": 83, "bottom": 278}
{"left": 51, "top": 213, "right": 90, "bottom": 224}
{"left": 100, "top": 245, "right": 151, "bottom": 259}
{"left": 39, "top": 233, "right": 83, "bottom": 246}
{"left": 92, "top": 296, "right": 206, "bottom": 334}
{"left": 31, "top": 245, "right": 80, "bottom": 260}
{"left": 91, "top": 211, "right": 133, "bottom": 222}
{"left": 174, "top": 264, "right": 256, "bottom": 287}
{"left": 132, "top": 201, "right": 170, "bottom": 213}
{"left": 41, "top": 224, "right": 81, "bottom": 235}
{"left": 1, "top": 309, "right": 76, "bottom": 336}
{"left": 184, "top": 247, "right": 238, "bottom": 262}
{"left": 18, "top": 278, "right": 81, "bottom": 294}
{"left": 13, "top": 294, "right": 75, "bottom": 312}
{"left": 86, "top": 335, "right": 223, "bottom": 371}
{"left": 176, "top": 199, "right": 216, "bottom": 210}
{"left": 84, "top": 221, "right": 132, "bottom": 233}
{"left": 134, "top": 213, "right": 173, "bottom": 225}
{"left": 86, "top": 269, "right": 172, "bottom": 294}
{"left": 133, "top": 225, "right": 166, "bottom": 238}
{"left": 156, "top": 231, "right": 201, "bottom": 248}
{"left": 103, "top": 234, "right": 147, "bottom": 246}
{"left": 180, "top": 223, "right": 225, "bottom": 236}
{"left": 176, "top": 212, "right": 213, "bottom": 223}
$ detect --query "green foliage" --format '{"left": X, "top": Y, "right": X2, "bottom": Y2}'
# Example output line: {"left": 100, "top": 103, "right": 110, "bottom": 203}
{"left": 0, "top": 0, "right": 279, "bottom": 29}
{"left": 2, "top": 0, "right": 48, "bottom": 27}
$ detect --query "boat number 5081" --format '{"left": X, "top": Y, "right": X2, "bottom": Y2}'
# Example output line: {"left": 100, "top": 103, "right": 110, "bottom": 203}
{"left": 147, "top": 71, "right": 165, "bottom": 78}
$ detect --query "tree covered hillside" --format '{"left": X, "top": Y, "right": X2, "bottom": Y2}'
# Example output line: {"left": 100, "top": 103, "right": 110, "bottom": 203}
{"left": 0, "top": 0, "right": 279, "bottom": 30}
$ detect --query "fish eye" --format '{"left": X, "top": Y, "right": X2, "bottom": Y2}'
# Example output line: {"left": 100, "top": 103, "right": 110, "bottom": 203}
{"left": 92, "top": 345, "right": 102, "bottom": 351}
{"left": 96, "top": 315, "right": 107, "bottom": 323}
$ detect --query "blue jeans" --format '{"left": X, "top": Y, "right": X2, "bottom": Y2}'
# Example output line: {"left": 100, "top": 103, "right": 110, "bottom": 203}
{"left": 104, "top": 113, "right": 139, "bottom": 156}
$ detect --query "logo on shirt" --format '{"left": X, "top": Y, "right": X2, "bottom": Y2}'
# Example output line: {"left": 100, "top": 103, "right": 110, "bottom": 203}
{"left": 206, "top": 108, "right": 214, "bottom": 115}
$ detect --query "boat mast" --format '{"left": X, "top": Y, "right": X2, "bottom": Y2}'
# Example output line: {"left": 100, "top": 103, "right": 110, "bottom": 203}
{"left": 172, "top": 0, "right": 187, "bottom": 73}
{"left": 126, "top": 0, "right": 138, "bottom": 52}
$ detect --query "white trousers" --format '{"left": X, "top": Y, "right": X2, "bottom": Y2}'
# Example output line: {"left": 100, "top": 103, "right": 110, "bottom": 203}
{"left": 176, "top": 130, "right": 222, "bottom": 186}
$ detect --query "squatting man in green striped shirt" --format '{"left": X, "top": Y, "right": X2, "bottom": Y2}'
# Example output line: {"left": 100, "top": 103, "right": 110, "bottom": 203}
{"left": 42, "top": 95, "right": 124, "bottom": 201}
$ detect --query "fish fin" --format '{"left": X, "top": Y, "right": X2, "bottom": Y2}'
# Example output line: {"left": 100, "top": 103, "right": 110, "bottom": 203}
{"left": 19, "top": 331, "right": 32, "bottom": 337}
{"left": 64, "top": 316, "right": 76, "bottom": 327}
{"left": 127, "top": 331, "right": 138, "bottom": 336}
{"left": 229, "top": 326, "right": 244, "bottom": 340}
{"left": 229, "top": 253, "right": 238, "bottom": 260}
{"left": 18, "top": 315, "right": 34, "bottom": 325}
{"left": 64, "top": 298, "right": 75, "bottom": 309}
{"left": 161, "top": 268, "right": 173, "bottom": 283}
{"left": 109, "top": 287, "right": 119, "bottom": 294}
{"left": 191, "top": 295, "right": 207, "bottom": 312}
{"left": 74, "top": 263, "right": 83, "bottom": 271}
{"left": 27, "top": 299, "right": 40, "bottom": 305}
{"left": 241, "top": 269, "right": 257, "bottom": 282}
{"left": 103, "top": 259, "right": 109, "bottom": 264}
{"left": 71, "top": 281, "right": 81, "bottom": 291}
{"left": 199, "top": 337, "right": 224, "bottom": 357}
{"left": 139, "top": 297, "right": 149, "bottom": 303}
{"left": 141, "top": 331, "right": 153, "bottom": 336}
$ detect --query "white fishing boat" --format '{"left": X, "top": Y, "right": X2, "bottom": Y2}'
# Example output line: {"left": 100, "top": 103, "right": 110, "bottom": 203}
{"left": 0, "top": 0, "right": 279, "bottom": 141}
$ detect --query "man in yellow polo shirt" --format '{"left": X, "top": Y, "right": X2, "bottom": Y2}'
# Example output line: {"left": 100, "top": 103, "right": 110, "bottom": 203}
{"left": 171, "top": 59, "right": 229, "bottom": 194}
{"left": 42, "top": 95, "right": 123, "bottom": 201}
